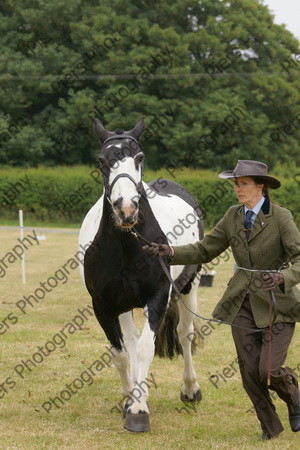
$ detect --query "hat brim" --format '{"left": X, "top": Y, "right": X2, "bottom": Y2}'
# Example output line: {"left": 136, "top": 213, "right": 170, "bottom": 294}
{"left": 218, "top": 171, "right": 281, "bottom": 189}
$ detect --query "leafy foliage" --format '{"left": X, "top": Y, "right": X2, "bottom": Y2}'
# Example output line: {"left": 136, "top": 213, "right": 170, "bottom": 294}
{"left": 0, "top": 0, "right": 299, "bottom": 169}
{"left": 0, "top": 166, "right": 299, "bottom": 227}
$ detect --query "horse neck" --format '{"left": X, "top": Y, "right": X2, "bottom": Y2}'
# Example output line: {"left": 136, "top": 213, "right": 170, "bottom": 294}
{"left": 102, "top": 194, "right": 117, "bottom": 229}
{"left": 135, "top": 186, "right": 167, "bottom": 243}
{"left": 137, "top": 185, "right": 151, "bottom": 224}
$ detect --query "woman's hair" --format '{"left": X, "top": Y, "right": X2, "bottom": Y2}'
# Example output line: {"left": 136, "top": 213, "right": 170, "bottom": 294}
{"left": 251, "top": 177, "right": 271, "bottom": 200}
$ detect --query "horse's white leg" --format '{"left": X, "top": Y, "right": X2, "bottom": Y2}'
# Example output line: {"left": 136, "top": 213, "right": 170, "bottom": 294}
{"left": 128, "top": 312, "right": 155, "bottom": 415}
{"left": 123, "top": 308, "right": 155, "bottom": 432}
{"left": 110, "top": 312, "right": 140, "bottom": 415}
{"left": 111, "top": 345, "right": 132, "bottom": 403}
{"left": 119, "top": 311, "right": 140, "bottom": 388}
{"left": 176, "top": 282, "right": 202, "bottom": 402}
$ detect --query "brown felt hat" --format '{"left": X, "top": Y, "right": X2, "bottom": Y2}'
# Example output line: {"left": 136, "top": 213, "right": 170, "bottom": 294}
{"left": 218, "top": 160, "right": 281, "bottom": 189}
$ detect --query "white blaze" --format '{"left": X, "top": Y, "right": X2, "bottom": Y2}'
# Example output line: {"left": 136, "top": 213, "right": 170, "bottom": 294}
{"left": 109, "top": 156, "right": 142, "bottom": 212}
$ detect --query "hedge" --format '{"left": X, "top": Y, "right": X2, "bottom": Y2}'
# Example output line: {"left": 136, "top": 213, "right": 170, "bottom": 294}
{"left": 0, "top": 166, "right": 299, "bottom": 228}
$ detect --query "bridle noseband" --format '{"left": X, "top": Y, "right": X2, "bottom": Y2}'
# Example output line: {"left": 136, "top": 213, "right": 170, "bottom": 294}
{"left": 106, "top": 173, "right": 143, "bottom": 199}
{"left": 102, "top": 134, "right": 143, "bottom": 204}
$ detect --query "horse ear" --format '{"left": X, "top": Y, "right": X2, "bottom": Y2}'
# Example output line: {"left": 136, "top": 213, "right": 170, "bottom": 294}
{"left": 93, "top": 118, "right": 114, "bottom": 143}
{"left": 127, "top": 116, "right": 146, "bottom": 141}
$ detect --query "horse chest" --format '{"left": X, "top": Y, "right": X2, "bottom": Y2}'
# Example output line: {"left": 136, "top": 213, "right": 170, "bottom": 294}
{"left": 84, "top": 238, "right": 162, "bottom": 308}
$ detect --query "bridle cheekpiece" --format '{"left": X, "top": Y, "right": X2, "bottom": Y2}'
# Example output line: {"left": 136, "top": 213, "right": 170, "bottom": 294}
{"left": 102, "top": 133, "right": 143, "bottom": 203}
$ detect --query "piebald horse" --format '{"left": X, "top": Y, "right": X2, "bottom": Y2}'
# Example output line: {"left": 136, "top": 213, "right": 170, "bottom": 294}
{"left": 79, "top": 116, "right": 203, "bottom": 432}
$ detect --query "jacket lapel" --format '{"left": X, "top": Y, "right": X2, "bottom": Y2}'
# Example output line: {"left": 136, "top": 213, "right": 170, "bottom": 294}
{"left": 248, "top": 198, "right": 271, "bottom": 243}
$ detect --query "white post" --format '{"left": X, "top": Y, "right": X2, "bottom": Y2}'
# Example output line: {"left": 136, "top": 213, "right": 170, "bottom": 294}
{"left": 19, "top": 210, "right": 26, "bottom": 285}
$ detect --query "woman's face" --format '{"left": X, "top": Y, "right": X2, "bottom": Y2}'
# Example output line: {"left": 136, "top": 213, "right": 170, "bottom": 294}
{"left": 233, "top": 177, "right": 264, "bottom": 208}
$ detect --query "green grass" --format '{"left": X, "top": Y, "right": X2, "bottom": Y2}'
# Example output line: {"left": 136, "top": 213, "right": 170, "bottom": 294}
{"left": 0, "top": 228, "right": 299, "bottom": 449}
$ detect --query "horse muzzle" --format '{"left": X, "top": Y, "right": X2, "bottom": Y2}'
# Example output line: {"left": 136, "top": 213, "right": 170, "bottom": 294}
{"left": 112, "top": 202, "right": 139, "bottom": 229}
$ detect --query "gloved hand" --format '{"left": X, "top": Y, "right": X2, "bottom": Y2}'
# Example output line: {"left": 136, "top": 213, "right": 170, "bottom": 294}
{"left": 262, "top": 273, "right": 284, "bottom": 291}
{"left": 142, "top": 243, "right": 173, "bottom": 258}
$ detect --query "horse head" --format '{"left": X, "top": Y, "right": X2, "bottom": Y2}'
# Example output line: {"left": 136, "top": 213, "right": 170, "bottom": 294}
{"left": 93, "top": 116, "right": 146, "bottom": 229}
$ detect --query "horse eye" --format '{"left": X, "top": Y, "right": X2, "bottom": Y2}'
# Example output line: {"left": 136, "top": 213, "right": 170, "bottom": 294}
{"left": 98, "top": 156, "right": 106, "bottom": 167}
{"left": 135, "top": 153, "right": 144, "bottom": 164}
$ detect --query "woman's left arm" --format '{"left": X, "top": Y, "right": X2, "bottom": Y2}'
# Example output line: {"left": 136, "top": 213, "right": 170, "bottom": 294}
{"left": 279, "top": 209, "right": 300, "bottom": 291}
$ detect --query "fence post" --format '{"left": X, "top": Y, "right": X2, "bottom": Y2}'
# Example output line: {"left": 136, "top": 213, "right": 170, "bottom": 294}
{"left": 19, "top": 210, "right": 26, "bottom": 285}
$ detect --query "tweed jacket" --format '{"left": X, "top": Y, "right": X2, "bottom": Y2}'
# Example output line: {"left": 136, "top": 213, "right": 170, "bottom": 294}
{"left": 171, "top": 198, "right": 300, "bottom": 328}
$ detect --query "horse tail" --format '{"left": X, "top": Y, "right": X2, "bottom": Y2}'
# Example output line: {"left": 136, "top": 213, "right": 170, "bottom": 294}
{"left": 154, "top": 293, "right": 203, "bottom": 359}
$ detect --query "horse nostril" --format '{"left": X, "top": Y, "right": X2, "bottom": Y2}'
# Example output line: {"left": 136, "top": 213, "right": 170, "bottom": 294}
{"left": 113, "top": 197, "right": 123, "bottom": 210}
{"left": 131, "top": 200, "right": 138, "bottom": 209}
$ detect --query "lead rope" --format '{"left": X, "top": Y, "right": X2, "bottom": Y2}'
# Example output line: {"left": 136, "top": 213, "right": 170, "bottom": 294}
{"left": 267, "top": 291, "right": 275, "bottom": 386}
{"left": 130, "top": 228, "right": 275, "bottom": 334}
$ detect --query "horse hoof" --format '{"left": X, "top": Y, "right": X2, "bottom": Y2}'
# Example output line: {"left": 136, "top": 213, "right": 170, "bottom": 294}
{"left": 123, "top": 412, "right": 150, "bottom": 432}
{"left": 180, "top": 389, "right": 202, "bottom": 403}
{"left": 123, "top": 401, "right": 149, "bottom": 419}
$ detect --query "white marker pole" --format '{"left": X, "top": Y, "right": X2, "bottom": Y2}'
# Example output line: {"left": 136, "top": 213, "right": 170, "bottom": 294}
{"left": 19, "top": 210, "right": 26, "bottom": 285}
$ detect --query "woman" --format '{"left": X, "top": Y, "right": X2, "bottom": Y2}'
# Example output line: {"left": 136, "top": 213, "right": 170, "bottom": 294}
{"left": 142, "top": 160, "right": 300, "bottom": 440}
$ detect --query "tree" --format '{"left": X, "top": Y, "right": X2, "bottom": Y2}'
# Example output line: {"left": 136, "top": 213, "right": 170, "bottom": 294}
{"left": 0, "top": 0, "right": 299, "bottom": 169}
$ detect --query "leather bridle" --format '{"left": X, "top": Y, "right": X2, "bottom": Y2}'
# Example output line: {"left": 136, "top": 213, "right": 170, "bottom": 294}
{"left": 101, "top": 134, "right": 143, "bottom": 203}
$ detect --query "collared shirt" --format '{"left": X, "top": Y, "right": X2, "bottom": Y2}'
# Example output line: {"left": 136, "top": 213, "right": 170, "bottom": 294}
{"left": 245, "top": 196, "right": 265, "bottom": 226}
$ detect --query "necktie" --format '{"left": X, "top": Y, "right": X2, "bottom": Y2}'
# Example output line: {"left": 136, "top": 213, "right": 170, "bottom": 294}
{"left": 244, "top": 210, "right": 254, "bottom": 240}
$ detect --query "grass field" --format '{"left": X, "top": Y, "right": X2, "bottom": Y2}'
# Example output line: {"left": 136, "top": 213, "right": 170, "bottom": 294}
{"left": 0, "top": 227, "right": 299, "bottom": 449}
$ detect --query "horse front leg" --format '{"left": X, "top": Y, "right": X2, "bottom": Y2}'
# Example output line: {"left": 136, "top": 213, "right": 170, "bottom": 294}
{"left": 110, "top": 344, "right": 133, "bottom": 404}
{"left": 177, "top": 284, "right": 202, "bottom": 403}
{"left": 93, "top": 304, "right": 134, "bottom": 416}
{"left": 123, "top": 309, "right": 156, "bottom": 432}
{"left": 119, "top": 311, "right": 140, "bottom": 416}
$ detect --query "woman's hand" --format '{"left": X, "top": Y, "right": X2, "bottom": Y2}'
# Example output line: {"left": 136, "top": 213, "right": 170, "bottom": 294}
{"left": 262, "top": 273, "right": 284, "bottom": 290}
{"left": 142, "top": 243, "right": 173, "bottom": 258}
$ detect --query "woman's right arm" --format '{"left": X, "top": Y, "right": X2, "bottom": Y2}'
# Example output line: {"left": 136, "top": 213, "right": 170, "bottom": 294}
{"left": 170, "top": 214, "right": 230, "bottom": 265}
{"left": 143, "top": 213, "right": 230, "bottom": 265}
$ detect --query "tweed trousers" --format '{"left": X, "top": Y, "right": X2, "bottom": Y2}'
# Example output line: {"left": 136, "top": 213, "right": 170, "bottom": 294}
{"left": 231, "top": 295, "right": 299, "bottom": 438}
